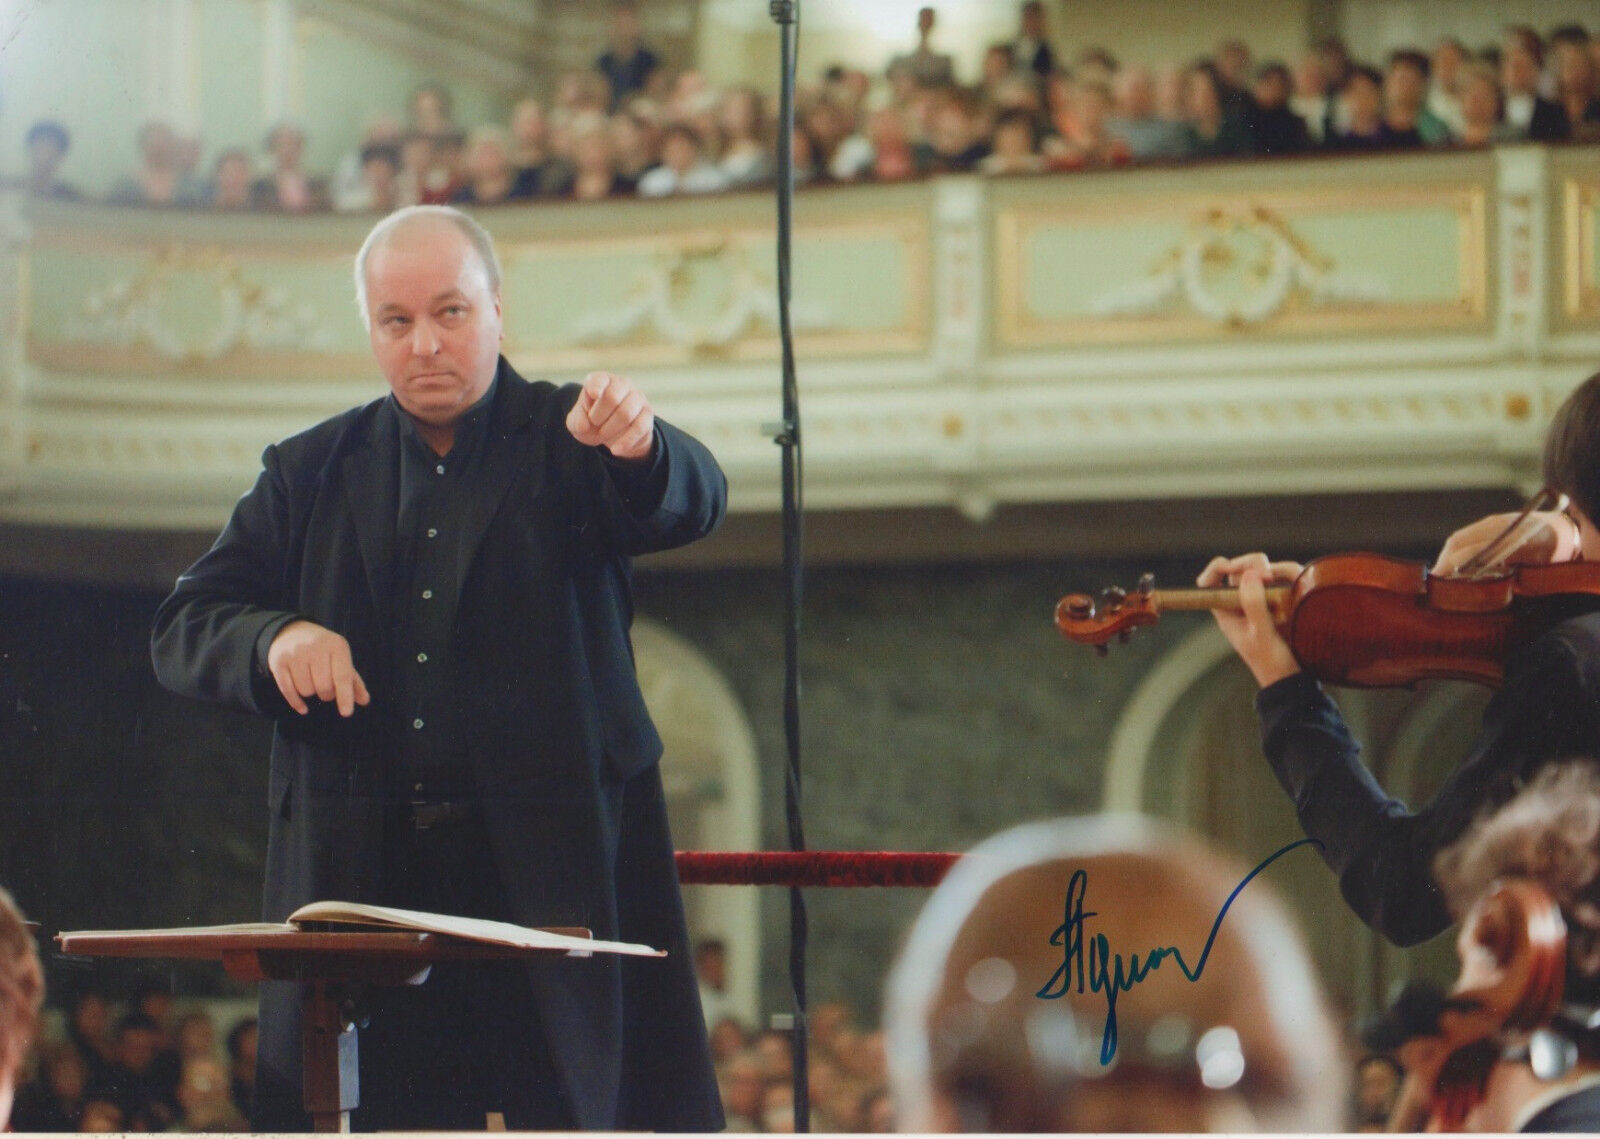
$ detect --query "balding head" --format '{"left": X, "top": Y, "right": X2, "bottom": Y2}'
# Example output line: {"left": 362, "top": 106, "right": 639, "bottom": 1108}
{"left": 354, "top": 205, "right": 502, "bottom": 329}
{"left": 885, "top": 816, "right": 1344, "bottom": 1132}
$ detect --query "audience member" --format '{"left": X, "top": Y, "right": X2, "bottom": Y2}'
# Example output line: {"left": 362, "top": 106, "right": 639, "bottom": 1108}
{"left": 1214, "top": 38, "right": 1256, "bottom": 121}
{"left": 1353, "top": 1052, "right": 1403, "bottom": 1130}
{"left": 330, "top": 114, "right": 402, "bottom": 211}
{"left": 1501, "top": 31, "right": 1570, "bottom": 140}
{"left": 408, "top": 84, "right": 455, "bottom": 137}
{"left": 884, "top": 816, "right": 1347, "bottom": 1131}
{"left": 77, "top": 1098, "right": 123, "bottom": 1133}
{"left": 173, "top": 1055, "right": 247, "bottom": 1132}
{"left": 416, "top": 130, "right": 467, "bottom": 204}
{"left": 1429, "top": 37, "right": 1470, "bottom": 137}
{"left": 638, "top": 124, "right": 728, "bottom": 196}
{"left": 225, "top": 1018, "right": 256, "bottom": 1122}
{"left": 596, "top": 3, "right": 660, "bottom": 110}
{"left": 1108, "top": 66, "right": 1191, "bottom": 159}
{"left": 695, "top": 939, "right": 733, "bottom": 1028}
{"left": 714, "top": 87, "right": 772, "bottom": 187}
{"left": 565, "top": 117, "right": 623, "bottom": 202}
{"left": 719, "top": 1051, "right": 764, "bottom": 1130}
{"left": 0, "top": 888, "right": 41, "bottom": 1130}
{"left": 1290, "top": 52, "right": 1334, "bottom": 142}
{"left": 863, "top": 107, "right": 916, "bottom": 181}
{"left": 912, "top": 89, "right": 990, "bottom": 174}
{"left": 1555, "top": 40, "right": 1600, "bottom": 142}
{"left": 981, "top": 108, "right": 1044, "bottom": 174}
{"left": 108, "top": 121, "right": 204, "bottom": 207}
{"left": 1456, "top": 61, "right": 1509, "bottom": 146}
{"left": 1010, "top": 1, "right": 1056, "bottom": 83}
{"left": 1329, "top": 65, "right": 1414, "bottom": 150}
{"left": 1180, "top": 61, "right": 1253, "bottom": 157}
{"left": 88, "top": 1011, "right": 172, "bottom": 1130}
{"left": 252, "top": 122, "right": 325, "bottom": 212}
{"left": 1046, "top": 80, "right": 1131, "bottom": 168}
{"left": 1247, "top": 62, "right": 1312, "bottom": 155}
{"left": 891, "top": 7, "right": 956, "bottom": 90}
{"left": 207, "top": 149, "right": 254, "bottom": 211}
{"left": 11, "top": 1043, "right": 86, "bottom": 1131}
{"left": 20, "top": 121, "right": 78, "bottom": 200}
{"left": 452, "top": 127, "right": 529, "bottom": 205}
{"left": 1386, "top": 50, "right": 1451, "bottom": 144}
{"left": 66, "top": 993, "right": 115, "bottom": 1088}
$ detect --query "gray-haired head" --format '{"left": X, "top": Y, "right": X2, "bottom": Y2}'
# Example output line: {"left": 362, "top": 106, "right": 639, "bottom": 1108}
{"left": 353, "top": 205, "right": 503, "bottom": 328}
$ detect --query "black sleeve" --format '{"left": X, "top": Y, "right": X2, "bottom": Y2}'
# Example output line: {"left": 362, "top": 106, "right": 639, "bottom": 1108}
{"left": 1256, "top": 628, "right": 1590, "bottom": 946}
{"left": 150, "top": 444, "right": 305, "bottom": 717}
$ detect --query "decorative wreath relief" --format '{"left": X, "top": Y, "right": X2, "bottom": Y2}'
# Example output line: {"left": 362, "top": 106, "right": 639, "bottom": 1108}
{"left": 1091, "top": 206, "right": 1390, "bottom": 326}
{"left": 75, "top": 246, "right": 333, "bottom": 363}
{"left": 572, "top": 239, "right": 832, "bottom": 350}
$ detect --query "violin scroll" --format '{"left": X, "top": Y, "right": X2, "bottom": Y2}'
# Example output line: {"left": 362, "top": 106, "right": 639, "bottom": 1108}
{"left": 1055, "top": 574, "right": 1162, "bottom": 651}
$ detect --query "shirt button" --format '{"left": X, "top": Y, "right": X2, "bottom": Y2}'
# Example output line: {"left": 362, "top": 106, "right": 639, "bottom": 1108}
{"left": 416, "top": 652, "right": 428, "bottom": 663}
{"left": 427, "top": 528, "right": 438, "bottom": 539}
{"left": 412, "top": 718, "right": 424, "bottom": 730}
{"left": 435, "top": 463, "right": 445, "bottom": 475}
{"left": 421, "top": 589, "right": 433, "bottom": 599}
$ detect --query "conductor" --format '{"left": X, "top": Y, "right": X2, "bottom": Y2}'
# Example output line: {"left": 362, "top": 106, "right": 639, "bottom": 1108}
{"left": 151, "top": 205, "right": 727, "bottom": 1131}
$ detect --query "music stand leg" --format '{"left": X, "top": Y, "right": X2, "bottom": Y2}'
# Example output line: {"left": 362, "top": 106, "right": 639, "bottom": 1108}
{"left": 301, "top": 981, "right": 358, "bottom": 1133}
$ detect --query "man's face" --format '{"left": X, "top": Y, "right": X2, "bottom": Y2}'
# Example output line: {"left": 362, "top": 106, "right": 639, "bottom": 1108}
{"left": 364, "top": 221, "right": 503, "bottom": 429}
{"left": 1503, "top": 46, "right": 1540, "bottom": 95}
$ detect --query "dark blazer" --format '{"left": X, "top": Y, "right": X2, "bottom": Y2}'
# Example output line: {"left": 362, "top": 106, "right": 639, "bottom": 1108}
{"left": 151, "top": 359, "right": 727, "bottom": 1130}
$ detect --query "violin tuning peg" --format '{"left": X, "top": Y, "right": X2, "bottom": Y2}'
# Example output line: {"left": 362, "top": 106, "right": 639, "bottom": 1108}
{"left": 1094, "top": 644, "right": 1109, "bottom": 658}
{"left": 1101, "top": 585, "right": 1127, "bottom": 612}
{"left": 1137, "top": 573, "right": 1155, "bottom": 597}
{"left": 1065, "top": 596, "right": 1095, "bottom": 620}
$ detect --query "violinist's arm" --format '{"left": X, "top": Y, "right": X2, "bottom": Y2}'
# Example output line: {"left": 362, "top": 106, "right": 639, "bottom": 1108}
{"left": 1433, "top": 510, "right": 1579, "bottom": 575}
{"left": 1196, "top": 553, "right": 1303, "bottom": 688}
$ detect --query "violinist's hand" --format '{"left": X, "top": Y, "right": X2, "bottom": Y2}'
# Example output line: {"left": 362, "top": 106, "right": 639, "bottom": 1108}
{"left": 1432, "top": 510, "right": 1577, "bottom": 576}
{"left": 1196, "top": 553, "right": 1303, "bottom": 688}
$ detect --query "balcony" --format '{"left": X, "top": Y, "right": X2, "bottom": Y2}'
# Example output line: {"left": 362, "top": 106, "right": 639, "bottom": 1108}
{"left": 3, "top": 146, "right": 1597, "bottom": 545}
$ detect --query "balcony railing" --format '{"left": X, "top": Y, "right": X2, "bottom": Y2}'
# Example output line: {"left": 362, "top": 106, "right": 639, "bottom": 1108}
{"left": 3, "top": 145, "right": 1598, "bottom": 531}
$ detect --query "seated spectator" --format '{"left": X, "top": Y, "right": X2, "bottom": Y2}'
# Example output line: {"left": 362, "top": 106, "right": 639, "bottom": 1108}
{"left": 66, "top": 993, "right": 115, "bottom": 1088}
{"left": 225, "top": 1018, "right": 255, "bottom": 1122}
{"left": 451, "top": 127, "right": 528, "bottom": 206}
{"left": 1429, "top": 37, "right": 1470, "bottom": 138}
{"left": 77, "top": 1098, "right": 123, "bottom": 1133}
{"left": 11, "top": 1043, "right": 86, "bottom": 1131}
{"left": 564, "top": 117, "right": 622, "bottom": 202}
{"left": 858, "top": 1086, "right": 894, "bottom": 1131}
{"left": 716, "top": 87, "right": 772, "bottom": 188}
{"left": 1247, "top": 62, "right": 1311, "bottom": 155}
{"left": 107, "top": 121, "right": 204, "bottom": 207}
{"left": 1179, "top": 61, "right": 1253, "bottom": 157}
{"left": 1328, "top": 65, "right": 1418, "bottom": 150}
{"left": 1011, "top": 1, "right": 1056, "bottom": 84}
{"left": 330, "top": 114, "right": 402, "bottom": 211}
{"left": 409, "top": 84, "right": 455, "bottom": 137}
{"left": 708, "top": 1015, "right": 747, "bottom": 1066}
{"left": 1108, "top": 65, "right": 1191, "bottom": 160}
{"left": 800, "top": 99, "right": 855, "bottom": 181}
{"left": 913, "top": 89, "right": 990, "bottom": 174}
{"left": 208, "top": 148, "right": 254, "bottom": 211}
{"left": 1214, "top": 38, "right": 1256, "bottom": 122}
{"left": 251, "top": 121, "right": 325, "bottom": 212}
{"left": 1386, "top": 50, "right": 1451, "bottom": 145}
{"left": 596, "top": 2, "right": 660, "bottom": 109}
{"left": 417, "top": 130, "right": 467, "bottom": 205}
{"left": 637, "top": 124, "right": 728, "bottom": 197}
{"left": 20, "top": 120, "right": 78, "bottom": 200}
{"left": 1290, "top": 52, "right": 1334, "bottom": 143}
{"left": 864, "top": 107, "right": 916, "bottom": 181}
{"left": 337, "top": 143, "right": 400, "bottom": 213}
{"left": 87, "top": 1011, "right": 171, "bottom": 1130}
{"left": 883, "top": 816, "right": 1346, "bottom": 1131}
{"left": 506, "top": 96, "right": 573, "bottom": 198}
{"left": 1352, "top": 1052, "right": 1402, "bottom": 1130}
{"left": 1501, "top": 32, "right": 1570, "bottom": 141}
{"left": 890, "top": 7, "right": 955, "bottom": 90}
{"left": 719, "top": 1051, "right": 764, "bottom": 1130}
{"left": 1044, "top": 80, "right": 1130, "bottom": 168}
{"left": 173, "top": 1055, "right": 247, "bottom": 1132}
{"left": 608, "top": 111, "right": 659, "bottom": 193}
{"left": 982, "top": 108, "right": 1045, "bottom": 174}
{"left": 1555, "top": 40, "right": 1600, "bottom": 143}
{"left": 979, "top": 43, "right": 1019, "bottom": 112}
{"left": 174, "top": 1010, "right": 216, "bottom": 1063}
{"left": 1456, "top": 61, "right": 1511, "bottom": 147}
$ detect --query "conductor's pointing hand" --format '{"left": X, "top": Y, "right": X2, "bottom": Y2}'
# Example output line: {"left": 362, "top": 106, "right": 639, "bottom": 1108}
{"left": 566, "top": 371, "right": 656, "bottom": 463}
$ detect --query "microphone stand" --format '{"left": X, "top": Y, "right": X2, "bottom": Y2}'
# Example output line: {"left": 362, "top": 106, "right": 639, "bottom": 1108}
{"left": 767, "top": 0, "right": 808, "bottom": 1130}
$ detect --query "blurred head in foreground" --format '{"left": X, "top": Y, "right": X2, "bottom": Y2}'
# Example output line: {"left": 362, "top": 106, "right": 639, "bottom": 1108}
{"left": 884, "top": 816, "right": 1344, "bottom": 1132}
{"left": 0, "top": 887, "right": 42, "bottom": 1127}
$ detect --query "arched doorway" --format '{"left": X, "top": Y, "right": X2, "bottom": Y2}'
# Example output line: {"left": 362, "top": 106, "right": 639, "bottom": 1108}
{"left": 632, "top": 618, "right": 762, "bottom": 1027}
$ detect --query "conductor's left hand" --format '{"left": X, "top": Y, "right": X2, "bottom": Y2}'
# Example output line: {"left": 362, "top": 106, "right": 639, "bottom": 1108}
{"left": 1197, "top": 553, "right": 1304, "bottom": 689}
{"left": 566, "top": 371, "right": 656, "bottom": 463}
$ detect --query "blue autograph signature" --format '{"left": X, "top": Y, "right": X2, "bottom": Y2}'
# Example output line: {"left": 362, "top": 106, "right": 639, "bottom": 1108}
{"left": 1035, "top": 837, "right": 1321, "bottom": 1065}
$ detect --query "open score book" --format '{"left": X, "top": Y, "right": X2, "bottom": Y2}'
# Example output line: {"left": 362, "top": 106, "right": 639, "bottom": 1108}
{"left": 60, "top": 901, "right": 665, "bottom": 958}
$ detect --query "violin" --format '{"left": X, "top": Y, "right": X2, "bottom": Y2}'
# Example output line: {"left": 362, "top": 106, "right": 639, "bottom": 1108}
{"left": 1387, "top": 878, "right": 1567, "bottom": 1132}
{"left": 1055, "top": 552, "right": 1600, "bottom": 688}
